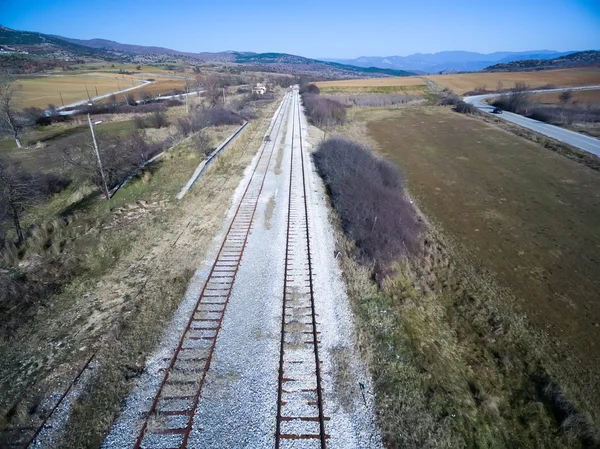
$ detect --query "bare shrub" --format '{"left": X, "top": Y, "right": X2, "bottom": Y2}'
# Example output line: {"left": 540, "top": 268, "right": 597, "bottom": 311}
{"left": 133, "top": 115, "right": 147, "bottom": 130}
{"left": 329, "top": 94, "right": 421, "bottom": 108}
{"left": 491, "top": 82, "right": 531, "bottom": 113}
{"left": 148, "top": 110, "right": 168, "bottom": 128}
{"left": 61, "top": 131, "right": 164, "bottom": 190}
{"left": 312, "top": 137, "right": 423, "bottom": 278}
{"left": 301, "top": 94, "right": 346, "bottom": 127}
{"left": 193, "top": 130, "right": 211, "bottom": 156}
{"left": 0, "top": 72, "right": 25, "bottom": 148}
{"left": 0, "top": 157, "right": 39, "bottom": 242}
{"left": 299, "top": 83, "right": 320, "bottom": 95}
{"left": 454, "top": 101, "right": 480, "bottom": 115}
{"left": 437, "top": 94, "right": 461, "bottom": 106}
{"left": 177, "top": 107, "right": 244, "bottom": 137}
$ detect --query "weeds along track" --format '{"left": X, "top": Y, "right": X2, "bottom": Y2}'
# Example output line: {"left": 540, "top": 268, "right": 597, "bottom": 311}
{"left": 275, "top": 90, "right": 328, "bottom": 448}
{"left": 131, "top": 92, "right": 292, "bottom": 449}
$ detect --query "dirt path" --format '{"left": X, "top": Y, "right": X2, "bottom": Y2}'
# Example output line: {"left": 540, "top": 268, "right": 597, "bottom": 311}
{"left": 104, "top": 89, "right": 381, "bottom": 448}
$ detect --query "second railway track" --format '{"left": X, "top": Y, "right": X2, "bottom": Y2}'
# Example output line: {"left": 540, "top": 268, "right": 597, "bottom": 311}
{"left": 275, "top": 90, "right": 328, "bottom": 448}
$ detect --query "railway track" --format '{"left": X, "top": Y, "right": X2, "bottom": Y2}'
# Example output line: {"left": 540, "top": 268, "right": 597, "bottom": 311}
{"left": 131, "top": 92, "right": 292, "bottom": 449}
{"left": 275, "top": 90, "right": 328, "bottom": 448}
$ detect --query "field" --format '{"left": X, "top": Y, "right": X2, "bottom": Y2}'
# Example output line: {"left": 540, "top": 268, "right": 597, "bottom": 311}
{"left": 15, "top": 74, "right": 148, "bottom": 109}
{"left": 316, "top": 76, "right": 428, "bottom": 94}
{"left": 530, "top": 87, "right": 600, "bottom": 104}
{"left": 324, "top": 104, "right": 600, "bottom": 446}
{"left": 426, "top": 67, "right": 600, "bottom": 94}
{"left": 128, "top": 78, "right": 188, "bottom": 100}
{"left": 363, "top": 106, "right": 600, "bottom": 403}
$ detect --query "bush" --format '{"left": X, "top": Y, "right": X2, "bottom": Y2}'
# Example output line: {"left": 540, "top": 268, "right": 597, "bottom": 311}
{"left": 177, "top": 107, "right": 244, "bottom": 136}
{"left": 331, "top": 94, "right": 421, "bottom": 108}
{"left": 313, "top": 137, "right": 422, "bottom": 278}
{"left": 148, "top": 110, "right": 168, "bottom": 128}
{"left": 133, "top": 115, "right": 147, "bottom": 130}
{"left": 299, "top": 83, "right": 320, "bottom": 95}
{"left": 301, "top": 94, "right": 346, "bottom": 127}
{"left": 437, "top": 94, "right": 461, "bottom": 106}
{"left": 454, "top": 100, "right": 479, "bottom": 115}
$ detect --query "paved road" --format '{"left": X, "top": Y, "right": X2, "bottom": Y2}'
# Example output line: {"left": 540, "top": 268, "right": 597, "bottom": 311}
{"left": 464, "top": 85, "right": 600, "bottom": 157}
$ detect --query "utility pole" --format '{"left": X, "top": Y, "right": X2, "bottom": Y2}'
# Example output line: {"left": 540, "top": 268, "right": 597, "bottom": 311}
{"left": 85, "top": 83, "right": 91, "bottom": 102}
{"left": 87, "top": 113, "right": 110, "bottom": 200}
{"left": 59, "top": 92, "right": 65, "bottom": 107}
{"left": 185, "top": 78, "right": 189, "bottom": 114}
{"left": 95, "top": 85, "right": 99, "bottom": 97}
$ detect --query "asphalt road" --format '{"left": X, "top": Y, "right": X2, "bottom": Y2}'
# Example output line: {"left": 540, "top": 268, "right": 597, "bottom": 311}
{"left": 464, "top": 86, "right": 600, "bottom": 157}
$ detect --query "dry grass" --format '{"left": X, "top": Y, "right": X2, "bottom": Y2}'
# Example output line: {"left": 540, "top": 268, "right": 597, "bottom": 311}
{"left": 316, "top": 77, "right": 427, "bottom": 95}
{"left": 322, "top": 106, "right": 600, "bottom": 447}
{"left": 530, "top": 88, "right": 600, "bottom": 105}
{"left": 426, "top": 67, "right": 600, "bottom": 94}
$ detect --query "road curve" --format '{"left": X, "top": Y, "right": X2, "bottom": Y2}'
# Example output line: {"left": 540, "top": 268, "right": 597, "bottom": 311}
{"left": 464, "top": 85, "right": 600, "bottom": 157}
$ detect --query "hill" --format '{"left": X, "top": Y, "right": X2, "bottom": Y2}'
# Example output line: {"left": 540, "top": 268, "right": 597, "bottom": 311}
{"left": 56, "top": 36, "right": 240, "bottom": 62}
{"left": 233, "top": 52, "right": 413, "bottom": 77}
{"left": 324, "top": 50, "right": 576, "bottom": 74}
{"left": 0, "top": 25, "right": 415, "bottom": 78}
{"left": 485, "top": 50, "right": 600, "bottom": 71}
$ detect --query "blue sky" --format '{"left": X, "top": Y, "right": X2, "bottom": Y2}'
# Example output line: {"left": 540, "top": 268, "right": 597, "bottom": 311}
{"left": 2, "top": 0, "right": 599, "bottom": 58}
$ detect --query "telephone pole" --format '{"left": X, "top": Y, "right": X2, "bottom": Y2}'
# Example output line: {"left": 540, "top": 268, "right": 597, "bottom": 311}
{"left": 87, "top": 114, "right": 110, "bottom": 200}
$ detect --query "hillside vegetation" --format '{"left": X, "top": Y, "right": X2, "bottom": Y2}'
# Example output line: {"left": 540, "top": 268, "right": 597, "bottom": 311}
{"left": 485, "top": 50, "right": 600, "bottom": 72}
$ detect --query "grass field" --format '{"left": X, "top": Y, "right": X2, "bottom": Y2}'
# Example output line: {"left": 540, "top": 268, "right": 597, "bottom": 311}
{"left": 316, "top": 76, "right": 428, "bottom": 94}
{"left": 325, "top": 105, "right": 600, "bottom": 446}
{"left": 15, "top": 74, "right": 148, "bottom": 109}
{"left": 426, "top": 67, "right": 600, "bottom": 94}
{"left": 128, "top": 79, "right": 188, "bottom": 100}
{"left": 362, "top": 106, "right": 600, "bottom": 405}
{"left": 530, "top": 87, "right": 600, "bottom": 104}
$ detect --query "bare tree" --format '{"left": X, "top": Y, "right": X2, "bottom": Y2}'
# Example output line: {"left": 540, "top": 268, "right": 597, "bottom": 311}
{"left": 559, "top": 90, "right": 573, "bottom": 106}
{"left": 202, "top": 75, "right": 223, "bottom": 107}
{"left": 193, "top": 129, "right": 211, "bottom": 156}
{"left": 505, "top": 82, "right": 531, "bottom": 113}
{"left": 0, "top": 73, "right": 24, "bottom": 149}
{"left": 496, "top": 80, "right": 504, "bottom": 92}
{"left": 0, "top": 157, "right": 38, "bottom": 242}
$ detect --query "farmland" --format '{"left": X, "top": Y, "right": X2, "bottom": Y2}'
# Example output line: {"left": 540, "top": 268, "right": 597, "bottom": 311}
{"left": 530, "top": 87, "right": 600, "bottom": 104}
{"left": 365, "top": 106, "right": 600, "bottom": 408}
{"left": 15, "top": 74, "right": 147, "bottom": 108}
{"left": 316, "top": 76, "right": 428, "bottom": 94}
{"left": 426, "top": 66, "right": 600, "bottom": 93}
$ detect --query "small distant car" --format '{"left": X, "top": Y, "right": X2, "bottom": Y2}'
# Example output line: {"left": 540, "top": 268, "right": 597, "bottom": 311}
{"left": 492, "top": 107, "right": 503, "bottom": 114}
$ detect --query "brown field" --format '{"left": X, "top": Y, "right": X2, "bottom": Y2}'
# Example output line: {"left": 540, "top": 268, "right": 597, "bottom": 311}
{"left": 316, "top": 76, "right": 427, "bottom": 94}
{"left": 426, "top": 67, "right": 600, "bottom": 94}
{"left": 129, "top": 78, "right": 188, "bottom": 100}
{"left": 359, "top": 106, "right": 600, "bottom": 413}
{"left": 16, "top": 74, "right": 147, "bottom": 109}
{"left": 531, "top": 87, "right": 600, "bottom": 104}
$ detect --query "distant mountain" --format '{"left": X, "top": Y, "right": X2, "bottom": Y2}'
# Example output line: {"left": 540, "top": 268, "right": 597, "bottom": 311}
{"left": 56, "top": 36, "right": 241, "bottom": 62}
{"left": 233, "top": 52, "right": 414, "bottom": 77}
{"left": 0, "top": 25, "right": 109, "bottom": 58}
{"left": 485, "top": 50, "right": 600, "bottom": 72}
{"left": 324, "top": 50, "right": 577, "bottom": 73}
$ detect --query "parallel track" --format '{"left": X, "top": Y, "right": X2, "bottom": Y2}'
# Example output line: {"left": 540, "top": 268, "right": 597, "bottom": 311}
{"left": 275, "top": 90, "right": 328, "bottom": 448}
{"left": 131, "top": 92, "right": 291, "bottom": 449}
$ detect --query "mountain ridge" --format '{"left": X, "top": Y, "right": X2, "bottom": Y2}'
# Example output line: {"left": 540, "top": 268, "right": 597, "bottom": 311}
{"left": 324, "top": 50, "right": 580, "bottom": 73}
